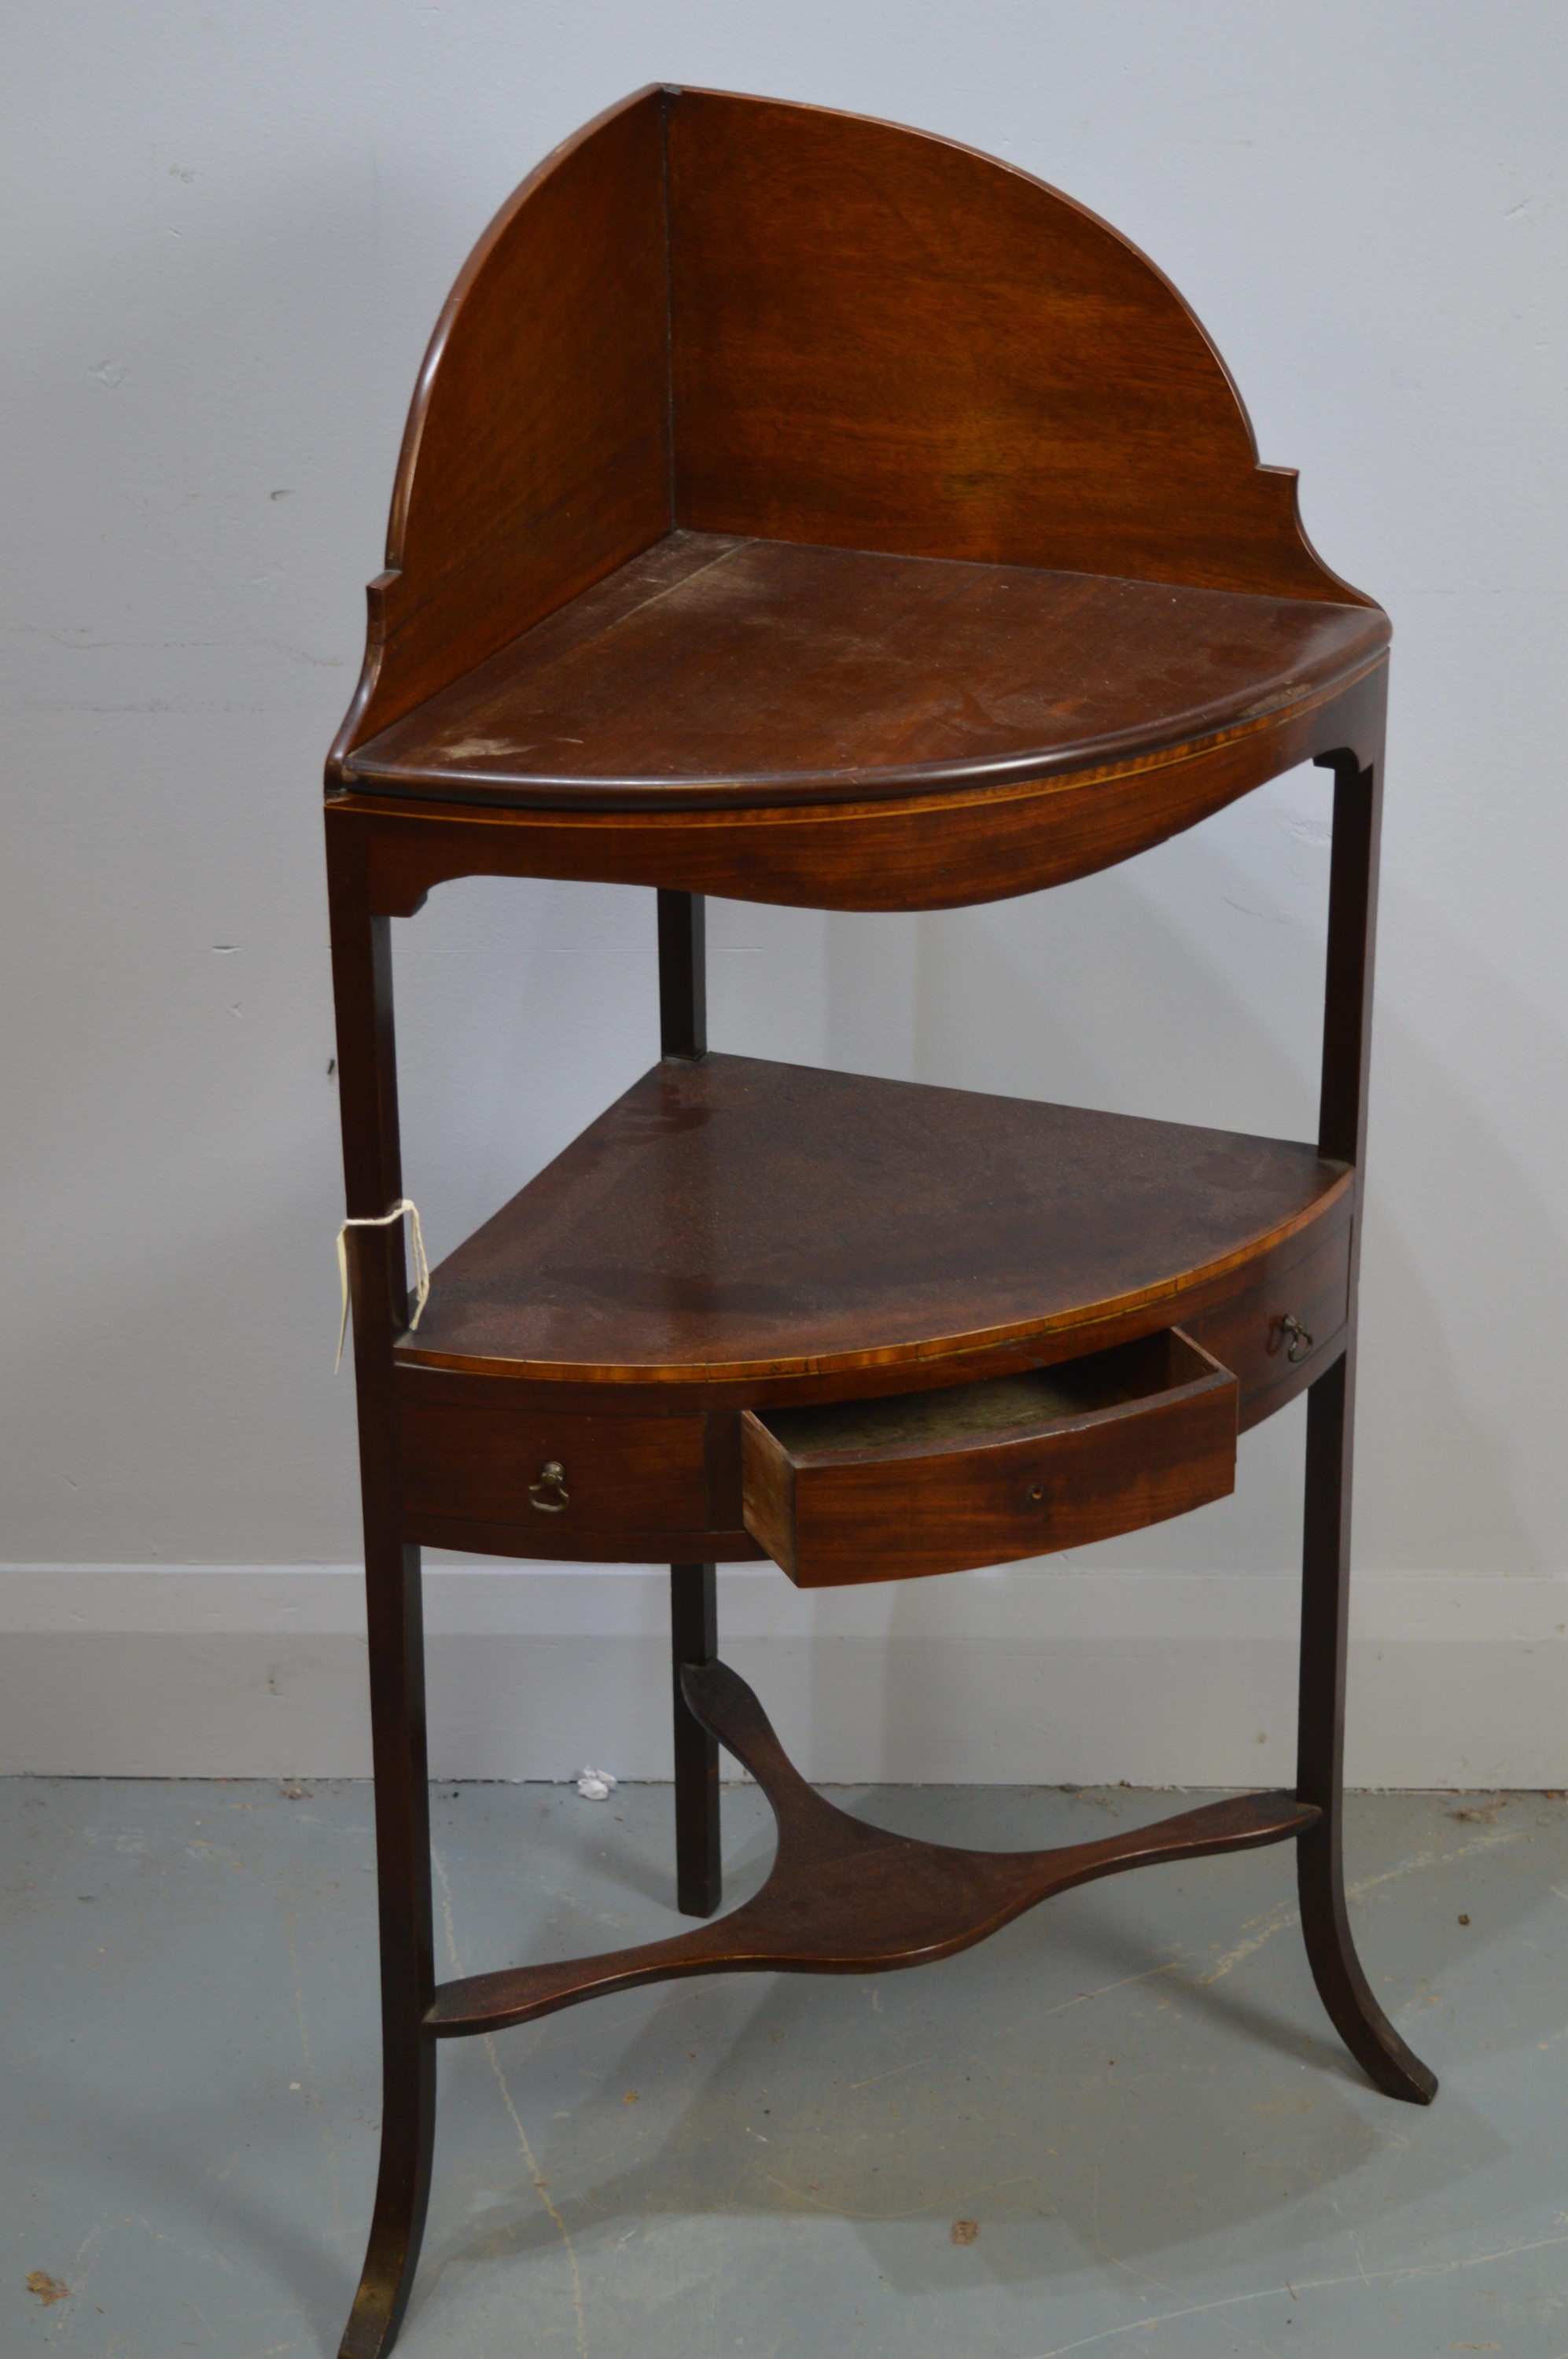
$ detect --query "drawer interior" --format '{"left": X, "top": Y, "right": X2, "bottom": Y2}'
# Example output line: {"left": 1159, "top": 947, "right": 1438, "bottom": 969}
{"left": 759, "top": 1329, "right": 1213, "bottom": 1462}
{"left": 743, "top": 1328, "right": 1237, "bottom": 1586}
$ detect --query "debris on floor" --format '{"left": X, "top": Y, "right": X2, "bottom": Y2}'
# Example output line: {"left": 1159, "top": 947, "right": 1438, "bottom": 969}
{"left": 26, "top": 2271, "right": 70, "bottom": 2306}
{"left": 576, "top": 1765, "right": 617, "bottom": 1801}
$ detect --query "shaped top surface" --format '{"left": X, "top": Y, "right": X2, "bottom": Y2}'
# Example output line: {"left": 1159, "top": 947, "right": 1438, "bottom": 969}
{"left": 346, "top": 531, "right": 1385, "bottom": 812}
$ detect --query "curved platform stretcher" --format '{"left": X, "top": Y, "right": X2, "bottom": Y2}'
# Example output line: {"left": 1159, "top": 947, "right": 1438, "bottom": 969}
{"left": 324, "top": 84, "right": 1435, "bottom": 2359}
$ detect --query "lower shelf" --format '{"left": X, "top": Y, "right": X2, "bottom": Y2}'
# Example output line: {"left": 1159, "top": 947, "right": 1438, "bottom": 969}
{"left": 425, "top": 1659, "right": 1318, "bottom": 2038}
{"left": 392, "top": 1056, "right": 1353, "bottom": 1571}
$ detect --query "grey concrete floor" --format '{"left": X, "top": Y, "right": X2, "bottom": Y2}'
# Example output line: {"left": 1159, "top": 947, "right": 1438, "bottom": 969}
{"left": 5, "top": 1776, "right": 1567, "bottom": 2359}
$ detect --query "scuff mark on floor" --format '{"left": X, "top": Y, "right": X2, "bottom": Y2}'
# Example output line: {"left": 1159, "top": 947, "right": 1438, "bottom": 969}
{"left": 849, "top": 2055, "right": 933, "bottom": 2092}
{"left": 1025, "top": 2225, "right": 1568, "bottom": 2356}
{"left": 1038, "top": 1960, "right": 1183, "bottom": 2019}
{"left": 284, "top": 1901, "right": 340, "bottom": 2228}
{"left": 1202, "top": 1825, "right": 1526, "bottom": 1985}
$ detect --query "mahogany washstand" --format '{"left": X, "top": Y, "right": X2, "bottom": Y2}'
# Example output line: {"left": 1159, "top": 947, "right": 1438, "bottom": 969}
{"left": 325, "top": 86, "right": 1434, "bottom": 2357}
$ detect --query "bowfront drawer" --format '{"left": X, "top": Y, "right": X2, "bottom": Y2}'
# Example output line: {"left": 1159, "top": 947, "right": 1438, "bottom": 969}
{"left": 399, "top": 1399, "right": 710, "bottom": 1551}
{"left": 741, "top": 1328, "right": 1237, "bottom": 1587}
{"left": 1186, "top": 1216, "right": 1352, "bottom": 1430}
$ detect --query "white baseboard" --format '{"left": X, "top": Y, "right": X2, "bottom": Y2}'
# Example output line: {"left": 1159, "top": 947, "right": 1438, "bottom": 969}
{"left": 2, "top": 1562, "right": 1563, "bottom": 1787}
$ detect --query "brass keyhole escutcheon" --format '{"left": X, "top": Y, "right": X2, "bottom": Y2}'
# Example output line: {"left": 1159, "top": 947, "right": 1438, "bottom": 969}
{"left": 529, "top": 1459, "right": 570, "bottom": 1514}
{"left": 1027, "top": 1482, "right": 1045, "bottom": 1503}
{"left": 1279, "top": 1315, "right": 1314, "bottom": 1364}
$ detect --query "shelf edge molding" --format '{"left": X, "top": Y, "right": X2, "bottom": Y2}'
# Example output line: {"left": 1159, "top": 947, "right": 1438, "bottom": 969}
{"left": 333, "top": 661, "right": 1386, "bottom": 917}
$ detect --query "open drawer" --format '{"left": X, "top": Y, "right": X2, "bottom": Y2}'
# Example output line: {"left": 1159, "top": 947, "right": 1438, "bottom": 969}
{"left": 741, "top": 1329, "right": 1237, "bottom": 1587}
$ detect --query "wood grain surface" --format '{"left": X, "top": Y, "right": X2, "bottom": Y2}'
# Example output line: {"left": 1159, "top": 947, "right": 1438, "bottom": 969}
{"left": 331, "top": 84, "right": 1382, "bottom": 802}
{"left": 742, "top": 1327, "right": 1237, "bottom": 1585}
{"left": 330, "top": 86, "right": 672, "bottom": 769}
{"left": 344, "top": 531, "right": 1385, "bottom": 810}
{"left": 333, "top": 660, "right": 1388, "bottom": 917}
{"left": 667, "top": 89, "right": 1364, "bottom": 602}
{"left": 396, "top": 1053, "right": 1350, "bottom": 1385}
{"left": 323, "top": 91, "right": 1426, "bottom": 2359}
{"left": 1186, "top": 1216, "right": 1352, "bottom": 1433}
{"left": 427, "top": 1658, "right": 1320, "bottom": 2036}
{"left": 385, "top": 1207, "right": 1348, "bottom": 1568}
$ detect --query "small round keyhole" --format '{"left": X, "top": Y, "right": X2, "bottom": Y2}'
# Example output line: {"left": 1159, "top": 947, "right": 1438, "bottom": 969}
{"left": 1027, "top": 1482, "right": 1045, "bottom": 1503}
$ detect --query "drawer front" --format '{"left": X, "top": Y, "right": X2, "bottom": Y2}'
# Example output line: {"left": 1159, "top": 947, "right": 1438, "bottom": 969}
{"left": 742, "top": 1330, "right": 1237, "bottom": 1588}
{"left": 1187, "top": 1217, "right": 1351, "bottom": 1430}
{"left": 399, "top": 1400, "right": 710, "bottom": 1543}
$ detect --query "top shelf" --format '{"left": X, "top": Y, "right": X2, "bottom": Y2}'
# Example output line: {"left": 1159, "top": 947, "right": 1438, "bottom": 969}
{"left": 343, "top": 529, "right": 1386, "bottom": 814}
{"left": 329, "top": 85, "right": 1389, "bottom": 837}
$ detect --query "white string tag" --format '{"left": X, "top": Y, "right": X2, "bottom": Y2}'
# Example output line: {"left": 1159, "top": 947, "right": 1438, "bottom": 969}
{"left": 335, "top": 1199, "right": 430, "bottom": 1372}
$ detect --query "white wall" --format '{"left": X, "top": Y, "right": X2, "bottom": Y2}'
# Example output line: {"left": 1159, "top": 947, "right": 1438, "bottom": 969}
{"left": 3, "top": 3, "right": 1564, "bottom": 1782}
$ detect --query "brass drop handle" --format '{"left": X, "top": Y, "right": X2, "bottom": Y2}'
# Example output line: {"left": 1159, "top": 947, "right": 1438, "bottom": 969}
{"left": 528, "top": 1459, "right": 570, "bottom": 1514}
{"left": 1280, "top": 1315, "right": 1314, "bottom": 1364}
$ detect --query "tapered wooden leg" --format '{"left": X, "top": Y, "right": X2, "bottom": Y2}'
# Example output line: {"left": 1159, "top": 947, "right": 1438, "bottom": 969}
{"left": 1295, "top": 1348, "right": 1436, "bottom": 2103}
{"left": 671, "top": 1562, "right": 721, "bottom": 1917}
{"left": 329, "top": 837, "right": 440, "bottom": 2353}
{"left": 337, "top": 1532, "right": 439, "bottom": 2359}
{"left": 340, "top": 2012, "right": 436, "bottom": 2358}
{"left": 340, "top": 2042, "right": 434, "bottom": 2359}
